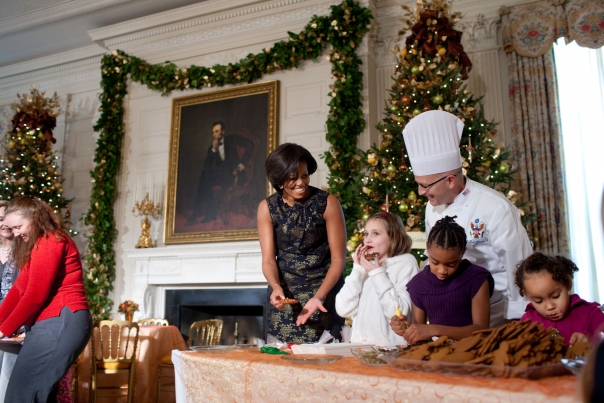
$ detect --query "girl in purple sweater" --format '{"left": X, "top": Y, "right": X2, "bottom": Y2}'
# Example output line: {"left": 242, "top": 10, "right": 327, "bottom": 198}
{"left": 515, "top": 253, "right": 604, "bottom": 346}
{"left": 390, "top": 216, "right": 493, "bottom": 344}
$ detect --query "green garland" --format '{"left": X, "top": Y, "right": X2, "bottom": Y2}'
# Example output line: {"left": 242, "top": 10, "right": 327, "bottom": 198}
{"left": 85, "top": 0, "right": 372, "bottom": 320}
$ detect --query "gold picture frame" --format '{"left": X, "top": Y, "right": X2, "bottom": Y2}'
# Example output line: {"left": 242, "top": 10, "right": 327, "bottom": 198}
{"left": 164, "top": 81, "right": 279, "bottom": 244}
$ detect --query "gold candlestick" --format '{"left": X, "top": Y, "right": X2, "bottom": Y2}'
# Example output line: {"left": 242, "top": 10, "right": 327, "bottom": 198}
{"left": 132, "top": 192, "right": 161, "bottom": 248}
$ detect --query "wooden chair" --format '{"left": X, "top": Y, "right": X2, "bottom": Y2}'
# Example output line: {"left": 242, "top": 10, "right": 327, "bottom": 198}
{"left": 70, "top": 363, "right": 79, "bottom": 402}
{"left": 90, "top": 320, "right": 139, "bottom": 403}
{"left": 137, "top": 318, "right": 169, "bottom": 326}
{"left": 157, "top": 319, "right": 222, "bottom": 402}
{"left": 156, "top": 354, "right": 177, "bottom": 403}
{"left": 188, "top": 319, "right": 223, "bottom": 347}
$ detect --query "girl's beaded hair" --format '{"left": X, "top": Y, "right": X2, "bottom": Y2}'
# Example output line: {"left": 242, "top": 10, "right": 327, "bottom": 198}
{"left": 426, "top": 215, "right": 466, "bottom": 252}
{"left": 366, "top": 212, "right": 412, "bottom": 256}
{"left": 514, "top": 252, "right": 578, "bottom": 297}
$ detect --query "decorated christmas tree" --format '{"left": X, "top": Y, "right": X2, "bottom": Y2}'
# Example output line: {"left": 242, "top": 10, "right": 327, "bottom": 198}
{"left": 346, "top": 0, "right": 535, "bottom": 264}
{"left": 0, "top": 87, "right": 73, "bottom": 227}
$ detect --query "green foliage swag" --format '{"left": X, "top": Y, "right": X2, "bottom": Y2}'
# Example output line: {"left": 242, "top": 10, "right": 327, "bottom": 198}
{"left": 86, "top": 0, "right": 372, "bottom": 320}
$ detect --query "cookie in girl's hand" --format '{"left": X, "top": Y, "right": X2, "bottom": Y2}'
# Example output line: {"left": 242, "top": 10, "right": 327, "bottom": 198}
{"left": 364, "top": 252, "right": 377, "bottom": 261}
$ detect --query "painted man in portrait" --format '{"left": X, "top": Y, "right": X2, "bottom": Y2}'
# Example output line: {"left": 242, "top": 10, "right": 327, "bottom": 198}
{"left": 187, "top": 120, "right": 254, "bottom": 224}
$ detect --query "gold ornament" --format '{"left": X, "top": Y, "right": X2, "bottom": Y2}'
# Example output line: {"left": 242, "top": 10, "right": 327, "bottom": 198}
{"left": 407, "top": 215, "right": 416, "bottom": 227}
{"left": 132, "top": 192, "right": 161, "bottom": 248}
{"left": 11, "top": 85, "right": 61, "bottom": 117}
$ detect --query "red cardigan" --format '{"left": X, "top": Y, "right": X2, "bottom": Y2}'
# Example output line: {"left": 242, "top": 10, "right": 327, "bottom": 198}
{"left": 0, "top": 232, "right": 89, "bottom": 337}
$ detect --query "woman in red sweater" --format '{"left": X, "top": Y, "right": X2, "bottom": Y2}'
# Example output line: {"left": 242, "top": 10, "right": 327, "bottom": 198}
{"left": 0, "top": 196, "right": 91, "bottom": 402}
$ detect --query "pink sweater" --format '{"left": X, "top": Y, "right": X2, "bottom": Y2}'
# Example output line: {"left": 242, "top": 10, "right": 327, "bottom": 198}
{"left": 521, "top": 294, "right": 604, "bottom": 345}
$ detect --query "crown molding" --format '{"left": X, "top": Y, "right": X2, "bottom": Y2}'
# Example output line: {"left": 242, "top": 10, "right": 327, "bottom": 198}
{"left": 125, "top": 3, "right": 332, "bottom": 62}
{"left": 0, "top": 0, "right": 134, "bottom": 37}
{"left": 89, "top": 0, "right": 323, "bottom": 46}
{"left": 0, "top": 45, "right": 106, "bottom": 82}
{"left": 0, "top": 66, "right": 100, "bottom": 101}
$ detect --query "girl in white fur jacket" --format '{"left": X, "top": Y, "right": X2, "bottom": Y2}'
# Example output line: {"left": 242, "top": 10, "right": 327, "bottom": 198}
{"left": 336, "top": 212, "right": 419, "bottom": 347}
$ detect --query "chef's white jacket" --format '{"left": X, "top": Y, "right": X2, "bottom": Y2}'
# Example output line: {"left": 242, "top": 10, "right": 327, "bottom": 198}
{"left": 425, "top": 177, "right": 533, "bottom": 326}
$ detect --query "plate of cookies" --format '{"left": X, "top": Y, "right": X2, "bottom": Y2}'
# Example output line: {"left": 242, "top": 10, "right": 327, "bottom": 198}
{"left": 384, "top": 320, "right": 584, "bottom": 379}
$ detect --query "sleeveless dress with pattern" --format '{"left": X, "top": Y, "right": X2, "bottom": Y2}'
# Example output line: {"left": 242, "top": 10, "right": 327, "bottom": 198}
{"left": 265, "top": 186, "right": 345, "bottom": 343}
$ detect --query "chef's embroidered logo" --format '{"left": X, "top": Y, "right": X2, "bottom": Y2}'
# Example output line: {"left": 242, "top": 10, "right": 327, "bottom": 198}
{"left": 469, "top": 218, "right": 485, "bottom": 240}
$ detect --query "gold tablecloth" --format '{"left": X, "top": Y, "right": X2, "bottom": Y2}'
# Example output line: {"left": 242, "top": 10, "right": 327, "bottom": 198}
{"left": 78, "top": 325, "right": 187, "bottom": 403}
{"left": 175, "top": 349, "right": 580, "bottom": 402}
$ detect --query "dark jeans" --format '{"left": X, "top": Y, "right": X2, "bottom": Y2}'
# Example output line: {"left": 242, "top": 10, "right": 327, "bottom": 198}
{"left": 5, "top": 307, "right": 92, "bottom": 403}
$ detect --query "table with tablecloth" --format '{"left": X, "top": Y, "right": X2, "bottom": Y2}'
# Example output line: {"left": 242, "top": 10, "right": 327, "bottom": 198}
{"left": 77, "top": 325, "right": 187, "bottom": 403}
{"left": 172, "top": 349, "right": 581, "bottom": 402}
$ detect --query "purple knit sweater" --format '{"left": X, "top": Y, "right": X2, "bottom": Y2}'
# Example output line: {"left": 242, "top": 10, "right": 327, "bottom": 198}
{"left": 407, "top": 259, "right": 494, "bottom": 327}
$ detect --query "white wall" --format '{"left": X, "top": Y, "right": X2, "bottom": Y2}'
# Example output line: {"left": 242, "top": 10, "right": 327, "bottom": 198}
{"left": 0, "top": 0, "right": 527, "bottom": 318}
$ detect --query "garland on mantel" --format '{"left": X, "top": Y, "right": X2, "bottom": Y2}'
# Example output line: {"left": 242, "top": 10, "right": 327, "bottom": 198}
{"left": 85, "top": 0, "right": 372, "bottom": 320}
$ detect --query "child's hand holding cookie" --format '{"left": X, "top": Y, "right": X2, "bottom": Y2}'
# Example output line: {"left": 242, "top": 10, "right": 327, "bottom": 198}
{"left": 354, "top": 245, "right": 381, "bottom": 272}
{"left": 569, "top": 331, "right": 591, "bottom": 347}
{"left": 402, "top": 324, "right": 435, "bottom": 345}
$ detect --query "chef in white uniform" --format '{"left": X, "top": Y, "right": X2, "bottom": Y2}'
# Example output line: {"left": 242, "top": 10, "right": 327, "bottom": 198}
{"left": 402, "top": 110, "right": 533, "bottom": 327}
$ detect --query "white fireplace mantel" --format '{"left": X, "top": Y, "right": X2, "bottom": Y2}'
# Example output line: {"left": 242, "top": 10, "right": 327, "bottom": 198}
{"left": 125, "top": 241, "right": 265, "bottom": 319}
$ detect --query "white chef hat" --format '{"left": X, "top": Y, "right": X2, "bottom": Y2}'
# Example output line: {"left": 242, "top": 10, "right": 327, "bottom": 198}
{"left": 402, "top": 110, "right": 464, "bottom": 176}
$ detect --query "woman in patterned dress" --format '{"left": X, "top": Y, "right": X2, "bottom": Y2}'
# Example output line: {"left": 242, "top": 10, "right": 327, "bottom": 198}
{"left": 258, "top": 143, "right": 347, "bottom": 343}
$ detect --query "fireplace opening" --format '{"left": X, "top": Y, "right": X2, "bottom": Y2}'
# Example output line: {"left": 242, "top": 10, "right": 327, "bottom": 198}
{"left": 165, "top": 287, "right": 268, "bottom": 345}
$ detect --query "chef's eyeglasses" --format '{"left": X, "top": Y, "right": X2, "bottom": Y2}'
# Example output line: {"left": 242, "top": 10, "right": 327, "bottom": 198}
{"left": 416, "top": 173, "right": 456, "bottom": 190}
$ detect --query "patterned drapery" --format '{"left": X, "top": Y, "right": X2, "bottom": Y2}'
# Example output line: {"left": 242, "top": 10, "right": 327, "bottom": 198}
{"left": 498, "top": 0, "right": 604, "bottom": 255}
{"left": 501, "top": 0, "right": 604, "bottom": 57}
{"left": 506, "top": 51, "right": 568, "bottom": 255}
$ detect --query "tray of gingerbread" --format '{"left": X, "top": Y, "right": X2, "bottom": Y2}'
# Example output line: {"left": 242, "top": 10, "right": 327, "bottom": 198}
{"left": 384, "top": 320, "right": 587, "bottom": 379}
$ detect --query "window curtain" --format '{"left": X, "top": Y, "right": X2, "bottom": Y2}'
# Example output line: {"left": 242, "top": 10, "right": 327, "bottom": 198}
{"left": 553, "top": 40, "right": 604, "bottom": 302}
{"left": 504, "top": 50, "right": 566, "bottom": 255}
{"left": 500, "top": 2, "right": 568, "bottom": 255}
{"left": 500, "top": 0, "right": 604, "bottom": 255}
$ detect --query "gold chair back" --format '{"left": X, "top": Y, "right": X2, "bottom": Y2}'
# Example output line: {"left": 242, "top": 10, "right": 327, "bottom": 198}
{"left": 90, "top": 320, "right": 139, "bottom": 403}
{"left": 137, "top": 318, "right": 169, "bottom": 326}
{"left": 188, "top": 319, "right": 223, "bottom": 347}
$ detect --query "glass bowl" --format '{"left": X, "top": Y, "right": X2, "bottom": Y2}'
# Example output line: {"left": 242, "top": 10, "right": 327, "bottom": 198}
{"left": 561, "top": 357, "right": 587, "bottom": 376}
{"left": 374, "top": 346, "right": 400, "bottom": 357}
{"left": 351, "top": 346, "right": 387, "bottom": 366}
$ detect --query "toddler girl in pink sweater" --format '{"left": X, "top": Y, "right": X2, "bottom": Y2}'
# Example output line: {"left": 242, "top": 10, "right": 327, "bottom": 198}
{"left": 515, "top": 252, "right": 604, "bottom": 346}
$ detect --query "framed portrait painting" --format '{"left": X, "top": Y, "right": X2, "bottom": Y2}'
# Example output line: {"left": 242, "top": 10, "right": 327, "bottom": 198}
{"left": 164, "top": 81, "right": 279, "bottom": 244}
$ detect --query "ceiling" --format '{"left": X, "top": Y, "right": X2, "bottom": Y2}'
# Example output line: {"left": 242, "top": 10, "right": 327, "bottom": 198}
{"left": 0, "top": 0, "right": 207, "bottom": 69}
